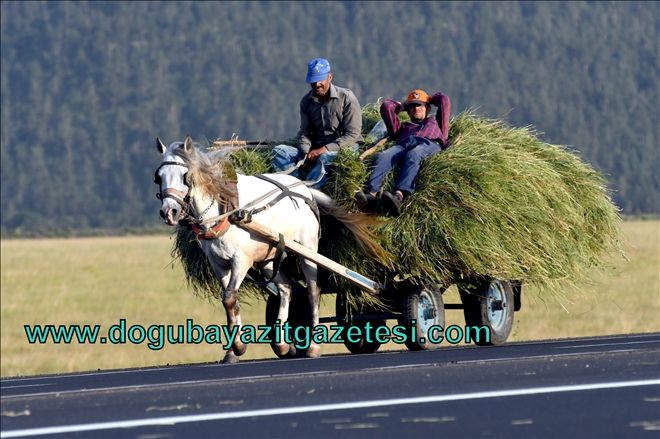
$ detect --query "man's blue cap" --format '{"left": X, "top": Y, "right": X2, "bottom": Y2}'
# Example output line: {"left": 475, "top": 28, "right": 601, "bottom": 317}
{"left": 306, "top": 58, "right": 331, "bottom": 83}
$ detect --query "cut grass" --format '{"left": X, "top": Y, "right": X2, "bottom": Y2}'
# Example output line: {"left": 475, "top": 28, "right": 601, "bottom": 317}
{"left": 1, "top": 220, "right": 658, "bottom": 377}
{"left": 201, "top": 112, "right": 623, "bottom": 307}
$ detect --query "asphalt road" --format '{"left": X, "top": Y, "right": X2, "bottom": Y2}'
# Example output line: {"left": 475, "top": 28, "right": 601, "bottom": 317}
{"left": 2, "top": 333, "right": 659, "bottom": 438}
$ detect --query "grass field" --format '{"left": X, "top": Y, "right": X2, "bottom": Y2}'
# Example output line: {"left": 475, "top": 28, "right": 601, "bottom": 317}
{"left": 1, "top": 220, "right": 658, "bottom": 377}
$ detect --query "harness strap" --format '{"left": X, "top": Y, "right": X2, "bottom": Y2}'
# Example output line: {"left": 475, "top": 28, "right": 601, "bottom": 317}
{"left": 243, "top": 233, "right": 287, "bottom": 286}
{"left": 192, "top": 171, "right": 324, "bottom": 230}
{"left": 254, "top": 174, "right": 320, "bottom": 222}
{"left": 190, "top": 216, "right": 230, "bottom": 240}
{"left": 255, "top": 174, "right": 291, "bottom": 190}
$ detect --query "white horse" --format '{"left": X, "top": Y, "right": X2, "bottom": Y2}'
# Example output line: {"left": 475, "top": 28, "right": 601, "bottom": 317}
{"left": 155, "top": 137, "right": 384, "bottom": 363}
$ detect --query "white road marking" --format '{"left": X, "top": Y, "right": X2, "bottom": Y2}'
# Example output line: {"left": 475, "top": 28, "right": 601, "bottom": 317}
{"left": 367, "top": 348, "right": 647, "bottom": 372}
{"left": 0, "top": 357, "right": 286, "bottom": 383}
{"left": 3, "top": 334, "right": 657, "bottom": 384}
{"left": 2, "top": 379, "right": 659, "bottom": 438}
{"left": 557, "top": 340, "right": 660, "bottom": 349}
{"left": 3, "top": 346, "right": 657, "bottom": 400}
{"left": 0, "top": 384, "right": 52, "bottom": 390}
{"left": 1, "top": 378, "right": 268, "bottom": 400}
{"left": 1, "top": 371, "right": 337, "bottom": 400}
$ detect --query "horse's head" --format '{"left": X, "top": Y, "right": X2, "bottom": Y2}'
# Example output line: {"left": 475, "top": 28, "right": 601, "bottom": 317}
{"left": 155, "top": 136, "right": 239, "bottom": 228}
{"left": 155, "top": 136, "right": 194, "bottom": 225}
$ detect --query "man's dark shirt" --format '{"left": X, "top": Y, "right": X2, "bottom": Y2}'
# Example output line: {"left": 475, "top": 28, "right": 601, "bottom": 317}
{"left": 297, "top": 84, "right": 363, "bottom": 153}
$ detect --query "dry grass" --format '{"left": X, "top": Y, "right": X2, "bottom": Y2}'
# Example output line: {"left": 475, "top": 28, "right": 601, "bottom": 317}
{"left": 180, "top": 112, "right": 623, "bottom": 310}
{"left": 1, "top": 220, "right": 658, "bottom": 377}
{"left": 320, "top": 113, "right": 625, "bottom": 301}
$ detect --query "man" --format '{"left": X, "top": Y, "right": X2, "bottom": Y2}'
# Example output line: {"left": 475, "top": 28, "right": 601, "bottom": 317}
{"left": 355, "top": 89, "right": 451, "bottom": 216}
{"left": 272, "top": 58, "right": 363, "bottom": 189}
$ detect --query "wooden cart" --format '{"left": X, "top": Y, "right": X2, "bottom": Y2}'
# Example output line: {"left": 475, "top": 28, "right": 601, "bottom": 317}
{"left": 239, "top": 220, "right": 522, "bottom": 356}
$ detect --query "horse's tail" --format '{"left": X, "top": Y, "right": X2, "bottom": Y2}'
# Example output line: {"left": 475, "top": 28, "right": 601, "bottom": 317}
{"left": 310, "top": 189, "right": 393, "bottom": 266}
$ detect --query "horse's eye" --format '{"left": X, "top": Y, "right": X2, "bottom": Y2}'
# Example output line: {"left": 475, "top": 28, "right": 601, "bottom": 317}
{"left": 154, "top": 172, "right": 161, "bottom": 184}
{"left": 183, "top": 172, "right": 190, "bottom": 185}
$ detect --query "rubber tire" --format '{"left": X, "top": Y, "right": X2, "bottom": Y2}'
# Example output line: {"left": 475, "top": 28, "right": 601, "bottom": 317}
{"left": 265, "top": 291, "right": 309, "bottom": 357}
{"left": 459, "top": 280, "right": 515, "bottom": 346}
{"left": 399, "top": 286, "right": 445, "bottom": 351}
{"left": 335, "top": 293, "right": 385, "bottom": 354}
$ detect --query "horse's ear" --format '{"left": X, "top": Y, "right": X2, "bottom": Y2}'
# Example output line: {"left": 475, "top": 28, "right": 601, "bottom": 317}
{"left": 156, "top": 137, "right": 167, "bottom": 154}
{"left": 184, "top": 136, "right": 193, "bottom": 153}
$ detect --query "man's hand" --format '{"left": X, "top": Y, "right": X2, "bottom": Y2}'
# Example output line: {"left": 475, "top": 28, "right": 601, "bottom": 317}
{"left": 295, "top": 154, "right": 308, "bottom": 169}
{"left": 306, "top": 146, "right": 329, "bottom": 162}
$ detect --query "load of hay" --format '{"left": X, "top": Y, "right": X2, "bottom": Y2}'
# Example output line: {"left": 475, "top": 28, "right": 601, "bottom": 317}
{"left": 172, "top": 104, "right": 623, "bottom": 303}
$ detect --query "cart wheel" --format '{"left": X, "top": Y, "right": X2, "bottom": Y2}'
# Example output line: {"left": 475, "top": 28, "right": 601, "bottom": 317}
{"left": 265, "top": 291, "right": 309, "bottom": 358}
{"left": 459, "top": 280, "right": 514, "bottom": 346}
{"left": 399, "top": 286, "right": 445, "bottom": 351}
{"left": 336, "top": 293, "right": 385, "bottom": 354}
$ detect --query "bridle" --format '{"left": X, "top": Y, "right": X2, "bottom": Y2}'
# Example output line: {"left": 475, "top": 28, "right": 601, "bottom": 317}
{"left": 155, "top": 160, "right": 232, "bottom": 238}
{"left": 154, "top": 161, "right": 191, "bottom": 216}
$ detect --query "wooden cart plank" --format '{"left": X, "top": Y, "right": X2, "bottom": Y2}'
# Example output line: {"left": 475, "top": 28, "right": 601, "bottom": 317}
{"left": 238, "top": 220, "right": 382, "bottom": 294}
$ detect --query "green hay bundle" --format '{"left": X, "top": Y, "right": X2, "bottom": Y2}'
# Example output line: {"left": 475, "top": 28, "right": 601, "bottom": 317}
{"left": 172, "top": 226, "right": 221, "bottom": 299}
{"left": 172, "top": 222, "right": 265, "bottom": 302}
{"left": 228, "top": 147, "right": 272, "bottom": 175}
{"left": 172, "top": 107, "right": 623, "bottom": 305}
{"left": 324, "top": 111, "right": 623, "bottom": 300}
{"left": 361, "top": 101, "right": 383, "bottom": 142}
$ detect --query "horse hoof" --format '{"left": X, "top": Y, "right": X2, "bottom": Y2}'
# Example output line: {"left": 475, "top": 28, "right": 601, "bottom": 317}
{"left": 306, "top": 344, "right": 321, "bottom": 358}
{"left": 272, "top": 343, "right": 290, "bottom": 358}
{"left": 287, "top": 344, "right": 299, "bottom": 358}
{"left": 232, "top": 342, "right": 247, "bottom": 357}
{"left": 221, "top": 350, "right": 240, "bottom": 364}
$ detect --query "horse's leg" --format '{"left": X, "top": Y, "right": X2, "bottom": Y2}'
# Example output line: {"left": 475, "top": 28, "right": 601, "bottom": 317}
{"left": 300, "top": 257, "right": 321, "bottom": 358}
{"left": 222, "top": 255, "right": 252, "bottom": 358}
{"left": 206, "top": 261, "right": 239, "bottom": 364}
{"left": 260, "top": 261, "right": 293, "bottom": 358}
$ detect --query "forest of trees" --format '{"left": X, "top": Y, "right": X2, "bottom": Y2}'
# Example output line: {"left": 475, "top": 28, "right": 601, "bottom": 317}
{"left": 1, "top": 1, "right": 658, "bottom": 235}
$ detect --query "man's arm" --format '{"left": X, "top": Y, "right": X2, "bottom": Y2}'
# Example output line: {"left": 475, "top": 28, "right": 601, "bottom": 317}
{"left": 430, "top": 92, "right": 451, "bottom": 147}
{"left": 380, "top": 99, "right": 403, "bottom": 139}
{"left": 296, "top": 98, "right": 313, "bottom": 154}
{"left": 324, "top": 90, "right": 364, "bottom": 151}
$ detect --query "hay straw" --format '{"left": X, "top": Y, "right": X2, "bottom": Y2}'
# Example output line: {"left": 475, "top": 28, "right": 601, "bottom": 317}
{"left": 171, "top": 226, "right": 221, "bottom": 300}
{"left": 228, "top": 147, "right": 272, "bottom": 175}
{"left": 172, "top": 108, "right": 623, "bottom": 306}
{"left": 322, "top": 111, "right": 623, "bottom": 301}
{"left": 361, "top": 101, "right": 382, "bottom": 140}
{"left": 171, "top": 224, "right": 265, "bottom": 302}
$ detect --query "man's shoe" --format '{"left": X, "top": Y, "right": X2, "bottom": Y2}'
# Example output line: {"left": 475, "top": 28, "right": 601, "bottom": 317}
{"left": 354, "top": 191, "right": 377, "bottom": 213}
{"left": 381, "top": 191, "right": 404, "bottom": 217}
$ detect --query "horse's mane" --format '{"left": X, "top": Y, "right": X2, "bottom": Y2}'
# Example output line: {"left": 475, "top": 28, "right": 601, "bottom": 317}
{"left": 173, "top": 144, "right": 238, "bottom": 206}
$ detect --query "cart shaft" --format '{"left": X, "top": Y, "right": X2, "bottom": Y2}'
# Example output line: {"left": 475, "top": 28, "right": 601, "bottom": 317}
{"left": 238, "top": 220, "right": 382, "bottom": 294}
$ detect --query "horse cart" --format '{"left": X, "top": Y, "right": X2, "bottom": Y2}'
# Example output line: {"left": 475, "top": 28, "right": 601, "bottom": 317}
{"left": 156, "top": 137, "right": 522, "bottom": 361}
{"left": 241, "top": 220, "right": 522, "bottom": 355}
